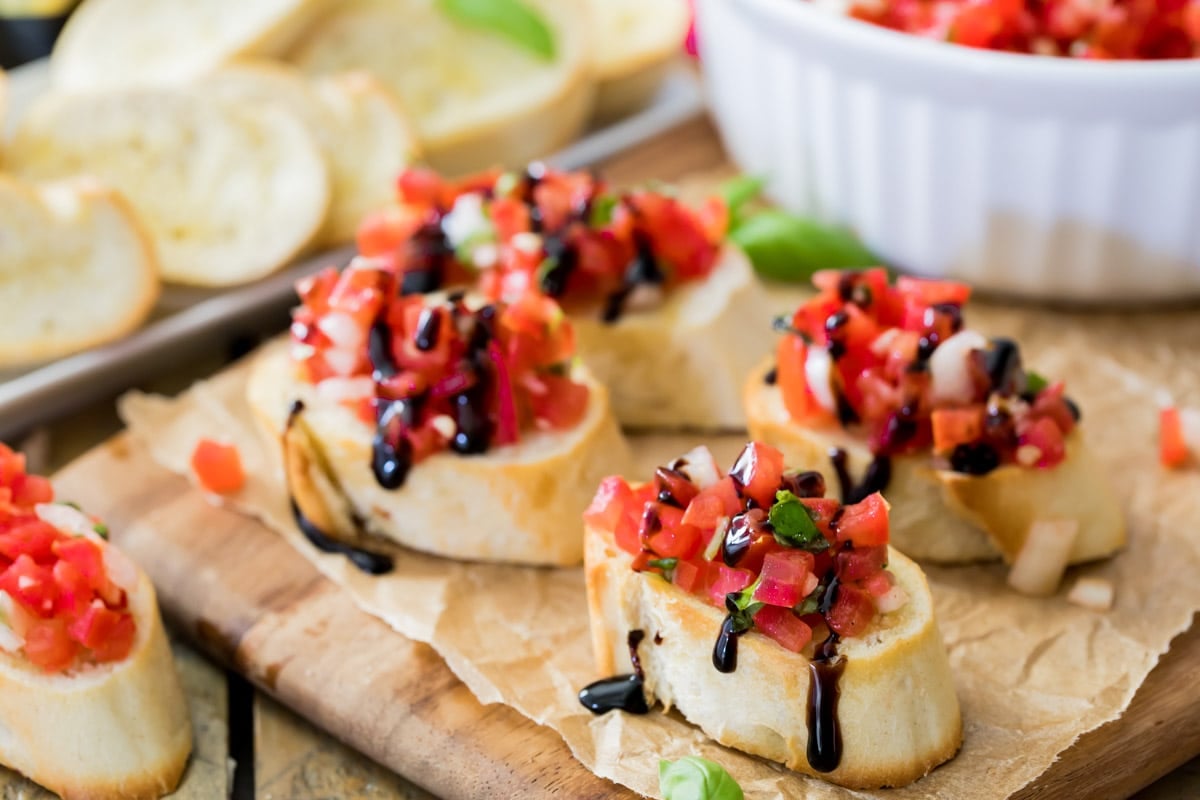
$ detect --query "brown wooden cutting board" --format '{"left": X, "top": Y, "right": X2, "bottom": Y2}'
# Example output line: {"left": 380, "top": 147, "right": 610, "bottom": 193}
{"left": 51, "top": 118, "right": 1200, "bottom": 799}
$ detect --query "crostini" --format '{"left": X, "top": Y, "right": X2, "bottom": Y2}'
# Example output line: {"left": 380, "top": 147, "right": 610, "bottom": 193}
{"left": 745, "top": 269, "right": 1125, "bottom": 566}
{"left": 247, "top": 259, "right": 629, "bottom": 567}
{"left": 0, "top": 444, "right": 191, "bottom": 800}
{"left": 355, "top": 165, "right": 774, "bottom": 430}
{"left": 582, "top": 441, "right": 961, "bottom": 789}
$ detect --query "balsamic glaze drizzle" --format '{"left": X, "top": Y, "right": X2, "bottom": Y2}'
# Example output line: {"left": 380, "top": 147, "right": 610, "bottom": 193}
{"left": 712, "top": 615, "right": 744, "bottom": 673}
{"left": 290, "top": 502, "right": 394, "bottom": 575}
{"left": 829, "top": 448, "right": 893, "bottom": 504}
{"left": 806, "top": 632, "right": 845, "bottom": 773}
{"left": 627, "top": 630, "right": 646, "bottom": 681}
{"left": 578, "top": 675, "right": 649, "bottom": 715}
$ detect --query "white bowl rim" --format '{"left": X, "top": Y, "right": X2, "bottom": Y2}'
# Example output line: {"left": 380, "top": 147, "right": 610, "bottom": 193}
{"left": 735, "top": 0, "right": 1200, "bottom": 85}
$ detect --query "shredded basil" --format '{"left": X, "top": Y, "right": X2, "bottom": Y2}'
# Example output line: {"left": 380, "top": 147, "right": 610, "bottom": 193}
{"left": 659, "top": 756, "right": 745, "bottom": 800}
{"left": 1024, "top": 370, "right": 1049, "bottom": 394}
{"left": 769, "top": 490, "right": 829, "bottom": 551}
{"left": 589, "top": 195, "right": 618, "bottom": 227}
{"left": 437, "top": 0, "right": 556, "bottom": 59}
{"left": 724, "top": 578, "right": 764, "bottom": 634}
{"left": 92, "top": 522, "right": 109, "bottom": 540}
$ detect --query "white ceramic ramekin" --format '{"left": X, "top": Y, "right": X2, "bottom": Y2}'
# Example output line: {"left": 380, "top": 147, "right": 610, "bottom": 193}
{"left": 697, "top": 0, "right": 1200, "bottom": 303}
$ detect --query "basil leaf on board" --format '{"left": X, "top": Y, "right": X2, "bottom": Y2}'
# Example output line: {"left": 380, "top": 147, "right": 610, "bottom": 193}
{"left": 718, "top": 175, "right": 765, "bottom": 228}
{"left": 659, "top": 756, "right": 745, "bottom": 800}
{"left": 728, "top": 209, "right": 878, "bottom": 283}
{"left": 436, "top": 0, "right": 556, "bottom": 60}
{"left": 769, "top": 490, "right": 829, "bottom": 551}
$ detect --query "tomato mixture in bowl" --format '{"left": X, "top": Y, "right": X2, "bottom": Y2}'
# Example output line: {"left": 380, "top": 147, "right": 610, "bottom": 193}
{"left": 291, "top": 262, "right": 590, "bottom": 487}
{"left": 770, "top": 269, "right": 1079, "bottom": 474}
{"left": 586, "top": 441, "right": 905, "bottom": 660}
{"left": 356, "top": 165, "right": 727, "bottom": 321}
{"left": 0, "top": 444, "right": 136, "bottom": 673}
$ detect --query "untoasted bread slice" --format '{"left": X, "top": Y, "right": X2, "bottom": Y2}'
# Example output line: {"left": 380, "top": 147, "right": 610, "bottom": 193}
{"left": 585, "top": 526, "right": 961, "bottom": 789}
{"left": 288, "top": 0, "right": 594, "bottom": 176}
{"left": 745, "top": 361, "right": 1127, "bottom": 564}
{"left": 202, "top": 61, "right": 420, "bottom": 246}
{"left": 0, "top": 176, "right": 159, "bottom": 368}
{"left": 0, "top": 563, "right": 191, "bottom": 800}
{"left": 5, "top": 90, "right": 330, "bottom": 287}
{"left": 246, "top": 342, "right": 631, "bottom": 566}
{"left": 586, "top": 0, "right": 689, "bottom": 121}
{"left": 571, "top": 245, "right": 774, "bottom": 430}
{"left": 50, "top": 0, "right": 327, "bottom": 91}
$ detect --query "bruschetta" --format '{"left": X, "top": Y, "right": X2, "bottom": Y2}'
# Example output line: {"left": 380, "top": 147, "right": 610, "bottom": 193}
{"left": 0, "top": 445, "right": 191, "bottom": 799}
{"left": 246, "top": 260, "right": 630, "bottom": 567}
{"left": 586, "top": 0, "right": 690, "bottom": 121}
{"left": 581, "top": 441, "right": 961, "bottom": 789}
{"left": 355, "top": 165, "right": 775, "bottom": 430}
{"left": 744, "top": 269, "right": 1125, "bottom": 567}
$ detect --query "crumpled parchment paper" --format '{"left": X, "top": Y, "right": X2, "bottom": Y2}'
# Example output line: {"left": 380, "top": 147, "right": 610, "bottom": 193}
{"left": 120, "top": 298, "right": 1200, "bottom": 799}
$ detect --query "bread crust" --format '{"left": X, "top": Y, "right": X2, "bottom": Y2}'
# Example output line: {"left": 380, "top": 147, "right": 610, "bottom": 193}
{"left": 586, "top": 0, "right": 689, "bottom": 121}
{"left": 0, "top": 569, "right": 191, "bottom": 800}
{"left": 246, "top": 342, "right": 632, "bottom": 566}
{"left": 571, "top": 246, "right": 774, "bottom": 431}
{"left": 584, "top": 524, "right": 962, "bottom": 789}
{"left": 0, "top": 176, "right": 160, "bottom": 368}
{"left": 744, "top": 360, "right": 1126, "bottom": 564}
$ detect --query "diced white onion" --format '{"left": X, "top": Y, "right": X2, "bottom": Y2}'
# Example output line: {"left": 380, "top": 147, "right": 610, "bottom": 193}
{"left": 929, "top": 330, "right": 989, "bottom": 406}
{"left": 1016, "top": 444, "right": 1042, "bottom": 467}
{"left": 677, "top": 446, "right": 720, "bottom": 489}
{"left": 1067, "top": 577, "right": 1115, "bottom": 611}
{"left": 316, "top": 376, "right": 374, "bottom": 404}
{"left": 431, "top": 414, "right": 457, "bottom": 440}
{"left": 36, "top": 503, "right": 99, "bottom": 540}
{"left": 511, "top": 232, "right": 543, "bottom": 255}
{"left": 804, "top": 346, "right": 836, "bottom": 413}
{"left": 0, "top": 621, "right": 20, "bottom": 653}
{"left": 1007, "top": 519, "right": 1079, "bottom": 596}
{"left": 316, "top": 312, "right": 364, "bottom": 351}
{"left": 870, "top": 328, "right": 901, "bottom": 356}
{"left": 472, "top": 243, "right": 499, "bottom": 270}
{"left": 441, "top": 193, "right": 491, "bottom": 250}
{"left": 323, "top": 347, "right": 359, "bottom": 377}
{"left": 703, "top": 519, "right": 729, "bottom": 562}
{"left": 874, "top": 584, "right": 909, "bottom": 614}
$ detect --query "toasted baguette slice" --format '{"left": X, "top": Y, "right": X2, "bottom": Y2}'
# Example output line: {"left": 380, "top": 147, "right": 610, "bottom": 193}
{"left": 571, "top": 245, "right": 773, "bottom": 430}
{"left": 202, "top": 61, "right": 420, "bottom": 246}
{"left": 5, "top": 90, "right": 329, "bottom": 287}
{"left": 246, "top": 343, "right": 631, "bottom": 566}
{"left": 288, "top": 0, "right": 594, "bottom": 176}
{"left": 0, "top": 563, "right": 191, "bottom": 800}
{"left": 0, "top": 176, "right": 159, "bottom": 368}
{"left": 586, "top": 0, "right": 689, "bottom": 121}
{"left": 50, "top": 0, "right": 327, "bottom": 91}
{"left": 585, "top": 527, "right": 961, "bottom": 789}
{"left": 745, "top": 361, "right": 1127, "bottom": 564}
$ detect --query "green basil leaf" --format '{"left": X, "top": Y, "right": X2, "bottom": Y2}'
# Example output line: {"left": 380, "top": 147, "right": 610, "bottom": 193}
{"left": 92, "top": 522, "right": 109, "bottom": 540}
{"left": 719, "top": 175, "right": 765, "bottom": 228}
{"left": 769, "top": 490, "right": 828, "bottom": 551}
{"left": 659, "top": 756, "right": 745, "bottom": 800}
{"left": 795, "top": 580, "right": 825, "bottom": 615}
{"left": 1024, "top": 370, "right": 1049, "bottom": 394}
{"left": 589, "top": 195, "right": 618, "bottom": 227}
{"left": 728, "top": 209, "right": 877, "bottom": 282}
{"left": 437, "top": 0, "right": 556, "bottom": 60}
{"left": 647, "top": 557, "right": 678, "bottom": 571}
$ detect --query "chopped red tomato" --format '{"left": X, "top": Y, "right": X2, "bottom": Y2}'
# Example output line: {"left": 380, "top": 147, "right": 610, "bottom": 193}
{"left": 584, "top": 477, "right": 634, "bottom": 532}
{"left": 1019, "top": 417, "right": 1067, "bottom": 469}
{"left": 69, "top": 603, "right": 137, "bottom": 663}
{"left": 707, "top": 564, "right": 755, "bottom": 607}
{"left": 931, "top": 408, "right": 985, "bottom": 454}
{"left": 827, "top": 584, "right": 876, "bottom": 638}
{"left": 729, "top": 442, "right": 785, "bottom": 508}
{"left": 754, "top": 551, "right": 818, "bottom": 608}
{"left": 836, "top": 545, "right": 889, "bottom": 582}
{"left": 190, "top": 439, "right": 245, "bottom": 495}
{"left": 672, "top": 558, "right": 712, "bottom": 594}
{"left": 21, "top": 617, "right": 77, "bottom": 673}
{"left": 835, "top": 493, "right": 890, "bottom": 548}
{"left": 1160, "top": 406, "right": 1189, "bottom": 469}
{"left": 753, "top": 605, "right": 813, "bottom": 652}
{"left": 776, "top": 335, "right": 815, "bottom": 422}
{"left": 682, "top": 477, "right": 741, "bottom": 530}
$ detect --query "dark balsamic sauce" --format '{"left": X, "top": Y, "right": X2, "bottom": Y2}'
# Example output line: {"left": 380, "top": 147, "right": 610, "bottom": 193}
{"left": 806, "top": 632, "right": 845, "bottom": 773}
{"left": 578, "top": 675, "right": 649, "bottom": 715}
{"left": 949, "top": 441, "right": 1001, "bottom": 475}
{"left": 414, "top": 308, "right": 441, "bottom": 351}
{"left": 781, "top": 470, "right": 826, "bottom": 498}
{"left": 289, "top": 502, "right": 394, "bottom": 575}
{"left": 763, "top": 366, "right": 778, "bottom": 386}
{"left": 712, "top": 615, "right": 744, "bottom": 673}
{"left": 984, "top": 337, "right": 1023, "bottom": 394}
{"left": 627, "top": 630, "right": 646, "bottom": 681}
{"left": 399, "top": 221, "right": 450, "bottom": 295}
{"left": 829, "top": 448, "right": 893, "bottom": 504}
{"left": 368, "top": 321, "right": 398, "bottom": 381}
{"left": 601, "top": 231, "right": 663, "bottom": 324}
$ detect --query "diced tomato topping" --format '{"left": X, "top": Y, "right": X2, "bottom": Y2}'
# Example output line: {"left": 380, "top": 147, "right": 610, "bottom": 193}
{"left": 584, "top": 476, "right": 634, "bottom": 532}
{"left": 776, "top": 335, "right": 814, "bottom": 422}
{"left": 753, "top": 551, "right": 818, "bottom": 608}
{"left": 1160, "top": 406, "right": 1189, "bottom": 469}
{"left": 190, "top": 439, "right": 245, "bottom": 495}
{"left": 729, "top": 442, "right": 785, "bottom": 508}
{"left": 707, "top": 564, "right": 755, "bottom": 607}
{"left": 895, "top": 277, "right": 972, "bottom": 308}
{"left": 682, "top": 477, "right": 741, "bottom": 530}
{"left": 672, "top": 558, "right": 712, "bottom": 594}
{"left": 827, "top": 584, "right": 877, "bottom": 638}
{"left": 645, "top": 503, "right": 703, "bottom": 560}
{"left": 836, "top": 545, "right": 889, "bottom": 582}
{"left": 1019, "top": 416, "right": 1067, "bottom": 468}
{"left": 931, "top": 407, "right": 985, "bottom": 454}
{"left": 754, "top": 605, "right": 813, "bottom": 652}
{"left": 835, "top": 493, "right": 891, "bottom": 548}
{"left": 21, "top": 617, "right": 77, "bottom": 673}
{"left": 613, "top": 511, "right": 642, "bottom": 555}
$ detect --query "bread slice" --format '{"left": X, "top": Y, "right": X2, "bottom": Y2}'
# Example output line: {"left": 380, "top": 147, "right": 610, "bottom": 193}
{"left": 246, "top": 342, "right": 631, "bottom": 566}
{"left": 287, "top": 0, "right": 594, "bottom": 176}
{"left": 745, "top": 361, "right": 1127, "bottom": 565}
{"left": 201, "top": 61, "right": 420, "bottom": 246}
{"left": 586, "top": 0, "right": 690, "bottom": 121}
{"left": 0, "top": 562, "right": 191, "bottom": 800}
{"left": 571, "top": 245, "right": 774, "bottom": 431}
{"left": 50, "top": 0, "right": 327, "bottom": 91}
{"left": 0, "top": 176, "right": 159, "bottom": 368}
{"left": 585, "top": 527, "right": 961, "bottom": 789}
{"left": 5, "top": 90, "right": 330, "bottom": 287}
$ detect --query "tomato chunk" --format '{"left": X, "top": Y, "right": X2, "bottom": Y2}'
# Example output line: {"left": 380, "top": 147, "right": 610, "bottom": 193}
{"left": 836, "top": 544, "right": 888, "bottom": 582}
{"left": 776, "top": 334, "right": 814, "bottom": 422}
{"left": 754, "top": 605, "right": 813, "bottom": 653}
{"left": 583, "top": 476, "right": 633, "bottom": 532}
{"left": 931, "top": 407, "right": 985, "bottom": 455}
{"left": 190, "top": 439, "right": 246, "bottom": 495}
{"left": 707, "top": 565, "right": 755, "bottom": 607}
{"left": 835, "top": 492, "right": 890, "bottom": 548}
{"left": 1160, "top": 407, "right": 1188, "bottom": 469}
{"left": 754, "top": 550, "right": 818, "bottom": 608}
{"left": 827, "top": 583, "right": 876, "bottom": 637}
{"left": 728, "top": 442, "right": 785, "bottom": 508}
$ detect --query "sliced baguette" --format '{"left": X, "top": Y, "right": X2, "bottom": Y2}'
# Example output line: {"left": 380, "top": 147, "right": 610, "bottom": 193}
{"left": 585, "top": 526, "right": 961, "bottom": 789}
{"left": 745, "top": 360, "right": 1127, "bottom": 565}
{"left": 0, "top": 176, "right": 159, "bottom": 368}
{"left": 246, "top": 342, "right": 631, "bottom": 566}
{"left": 201, "top": 61, "right": 420, "bottom": 246}
{"left": 571, "top": 245, "right": 774, "bottom": 431}
{"left": 287, "top": 0, "right": 594, "bottom": 176}
{"left": 5, "top": 90, "right": 330, "bottom": 287}
{"left": 0, "top": 565, "right": 191, "bottom": 800}
{"left": 586, "top": 0, "right": 690, "bottom": 121}
{"left": 50, "top": 0, "right": 327, "bottom": 91}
